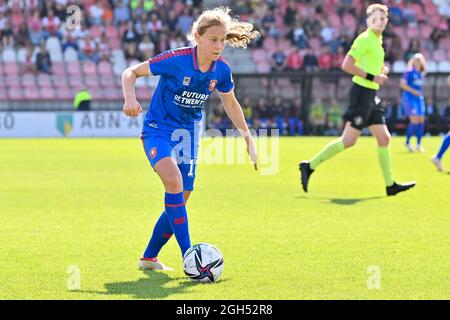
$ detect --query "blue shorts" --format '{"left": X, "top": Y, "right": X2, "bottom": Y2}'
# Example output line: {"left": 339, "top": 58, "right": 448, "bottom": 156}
{"left": 402, "top": 95, "right": 425, "bottom": 116}
{"left": 140, "top": 127, "right": 198, "bottom": 191}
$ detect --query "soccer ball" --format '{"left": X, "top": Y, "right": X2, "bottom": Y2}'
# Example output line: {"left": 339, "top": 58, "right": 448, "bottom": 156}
{"left": 183, "top": 243, "right": 224, "bottom": 282}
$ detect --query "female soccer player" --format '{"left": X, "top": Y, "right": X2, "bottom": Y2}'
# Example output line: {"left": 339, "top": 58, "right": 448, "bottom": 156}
{"left": 299, "top": 4, "right": 416, "bottom": 196}
{"left": 122, "top": 7, "right": 259, "bottom": 270}
{"left": 400, "top": 53, "right": 427, "bottom": 152}
{"left": 431, "top": 75, "right": 450, "bottom": 172}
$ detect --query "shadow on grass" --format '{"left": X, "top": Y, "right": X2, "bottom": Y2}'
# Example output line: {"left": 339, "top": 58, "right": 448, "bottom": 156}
{"left": 296, "top": 195, "right": 384, "bottom": 205}
{"left": 75, "top": 271, "right": 205, "bottom": 299}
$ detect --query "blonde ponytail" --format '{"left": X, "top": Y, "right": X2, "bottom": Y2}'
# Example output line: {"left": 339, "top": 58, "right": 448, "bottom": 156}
{"left": 187, "top": 7, "right": 260, "bottom": 49}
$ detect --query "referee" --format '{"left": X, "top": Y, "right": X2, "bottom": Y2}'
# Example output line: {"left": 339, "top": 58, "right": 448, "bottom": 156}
{"left": 299, "top": 4, "right": 416, "bottom": 196}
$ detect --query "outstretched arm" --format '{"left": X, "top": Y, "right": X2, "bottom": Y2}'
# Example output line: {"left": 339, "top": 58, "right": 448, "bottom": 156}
{"left": 218, "top": 90, "right": 258, "bottom": 170}
{"left": 399, "top": 78, "right": 421, "bottom": 97}
{"left": 121, "top": 61, "right": 150, "bottom": 117}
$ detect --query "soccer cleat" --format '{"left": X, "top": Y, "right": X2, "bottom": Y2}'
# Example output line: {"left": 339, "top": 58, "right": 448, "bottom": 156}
{"left": 416, "top": 145, "right": 425, "bottom": 153}
{"left": 299, "top": 161, "right": 314, "bottom": 193}
{"left": 431, "top": 156, "right": 444, "bottom": 172}
{"left": 386, "top": 181, "right": 416, "bottom": 196}
{"left": 138, "top": 257, "right": 174, "bottom": 271}
{"left": 405, "top": 143, "right": 414, "bottom": 152}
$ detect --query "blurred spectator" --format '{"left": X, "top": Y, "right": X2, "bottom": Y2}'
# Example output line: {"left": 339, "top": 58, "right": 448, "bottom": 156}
{"left": 337, "top": 0, "right": 356, "bottom": 17}
{"left": 178, "top": 8, "right": 194, "bottom": 35}
{"left": 1, "top": 18, "right": 14, "bottom": 47}
{"left": 310, "top": 97, "right": 325, "bottom": 135}
{"left": 283, "top": 0, "right": 297, "bottom": 27}
{"left": 36, "top": 43, "right": 52, "bottom": 74}
{"left": 62, "top": 31, "right": 79, "bottom": 53}
{"left": 289, "top": 20, "right": 309, "bottom": 49}
{"left": 22, "top": 44, "right": 36, "bottom": 75}
{"left": 303, "top": 49, "right": 318, "bottom": 72}
{"left": 389, "top": 5, "right": 404, "bottom": 26}
{"left": 428, "top": 27, "right": 446, "bottom": 51}
{"left": 241, "top": 97, "right": 253, "bottom": 125}
{"left": 332, "top": 46, "right": 345, "bottom": 70}
{"left": 270, "top": 46, "right": 288, "bottom": 72}
{"left": 262, "top": 7, "right": 280, "bottom": 39}
{"left": 89, "top": 1, "right": 104, "bottom": 26}
{"left": 169, "top": 34, "right": 186, "bottom": 50}
{"left": 320, "top": 21, "right": 335, "bottom": 44}
{"left": 41, "top": 9, "right": 62, "bottom": 40}
{"left": 253, "top": 97, "right": 274, "bottom": 131}
{"left": 272, "top": 96, "right": 287, "bottom": 134}
{"left": 325, "top": 98, "right": 343, "bottom": 135}
{"left": 79, "top": 34, "right": 100, "bottom": 63}
{"left": 139, "top": 34, "right": 155, "bottom": 60}
{"left": 318, "top": 46, "right": 333, "bottom": 70}
{"left": 74, "top": 89, "right": 92, "bottom": 111}
{"left": 287, "top": 48, "right": 303, "bottom": 71}
{"left": 404, "top": 38, "right": 421, "bottom": 61}
{"left": 288, "top": 98, "right": 303, "bottom": 136}
{"left": 166, "top": 10, "right": 179, "bottom": 34}
{"left": 114, "top": 0, "right": 131, "bottom": 26}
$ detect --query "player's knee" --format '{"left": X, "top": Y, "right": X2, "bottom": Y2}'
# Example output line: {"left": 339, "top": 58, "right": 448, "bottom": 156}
{"left": 377, "top": 134, "right": 391, "bottom": 147}
{"left": 343, "top": 137, "right": 357, "bottom": 148}
{"left": 163, "top": 175, "right": 183, "bottom": 193}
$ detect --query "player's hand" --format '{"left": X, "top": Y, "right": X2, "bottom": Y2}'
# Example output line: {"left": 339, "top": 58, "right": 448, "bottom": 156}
{"left": 123, "top": 98, "right": 143, "bottom": 117}
{"left": 382, "top": 65, "right": 389, "bottom": 75}
{"left": 374, "top": 74, "right": 389, "bottom": 86}
{"left": 245, "top": 134, "right": 258, "bottom": 171}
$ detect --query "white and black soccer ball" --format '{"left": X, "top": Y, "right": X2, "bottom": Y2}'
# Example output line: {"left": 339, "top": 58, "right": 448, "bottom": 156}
{"left": 183, "top": 243, "right": 224, "bottom": 283}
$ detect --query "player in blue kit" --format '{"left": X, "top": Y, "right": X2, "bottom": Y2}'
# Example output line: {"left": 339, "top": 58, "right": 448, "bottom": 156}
{"left": 431, "top": 75, "right": 450, "bottom": 172}
{"left": 121, "top": 7, "right": 259, "bottom": 270}
{"left": 400, "top": 53, "right": 427, "bottom": 152}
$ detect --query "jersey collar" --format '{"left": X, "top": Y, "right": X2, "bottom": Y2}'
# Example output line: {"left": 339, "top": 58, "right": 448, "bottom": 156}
{"left": 193, "top": 46, "right": 217, "bottom": 73}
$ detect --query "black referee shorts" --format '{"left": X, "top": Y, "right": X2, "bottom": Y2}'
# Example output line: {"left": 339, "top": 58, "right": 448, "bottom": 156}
{"left": 343, "top": 83, "right": 386, "bottom": 130}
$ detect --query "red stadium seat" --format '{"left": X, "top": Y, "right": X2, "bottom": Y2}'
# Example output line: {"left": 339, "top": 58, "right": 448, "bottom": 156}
{"left": 66, "top": 61, "right": 81, "bottom": 76}
{"left": 84, "top": 75, "right": 101, "bottom": 89}
{"left": 100, "top": 76, "right": 116, "bottom": 88}
{"left": 3, "top": 62, "right": 19, "bottom": 75}
{"left": 37, "top": 74, "right": 53, "bottom": 88}
{"left": 23, "top": 88, "right": 40, "bottom": 100}
{"left": 57, "top": 88, "right": 75, "bottom": 101}
{"left": 7, "top": 88, "right": 24, "bottom": 101}
{"left": 105, "top": 25, "right": 119, "bottom": 38}
{"left": 21, "top": 74, "right": 37, "bottom": 89}
{"left": 68, "top": 75, "right": 85, "bottom": 89}
{"left": 52, "top": 62, "right": 66, "bottom": 75}
{"left": 98, "top": 61, "right": 113, "bottom": 75}
{"left": 82, "top": 61, "right": 97, "bottom": 75}
{"left": 40, "top": 87, "right": 55, "bottom": 100}
{"left": 52, "top": 75, "right": 69, "bottom": 89}
{"left": 7, "top": 75, "right": 21, "bottom": 88}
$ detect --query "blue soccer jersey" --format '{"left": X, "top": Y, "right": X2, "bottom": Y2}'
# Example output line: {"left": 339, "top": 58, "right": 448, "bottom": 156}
{"left": 140, "top": 47, "right": 235, "bottom": 190}
{"left": 143, "top": 46, "right": 234, "bottom": 133}
{"left": 402, "top": 67, "right": 425, "bottom": 116}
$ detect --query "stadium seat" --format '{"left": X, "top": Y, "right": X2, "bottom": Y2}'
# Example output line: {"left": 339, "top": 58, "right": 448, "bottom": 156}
{"left": 40, "top": 87, "right": 55, "bottom": 100}
{"left": 21, "top": 74, "right": 36, "bottom": 88}
{"left": 426, "top": 61, "right": 438, "bottom": 72}
{"left": 99, "top": 76, "right": 116, "bottom": 88}
{"left": 16, "top": 48, "right": 26, "bottom": 63}
{"left": 46, "top": 37, "right": 63, "bottom": 62}
{"left": 4, "top": 62, "right": 19, "bottom": 75}
{"left": 392, "top": 60, "right": 406, "bottom": 73}
{"left": 437, "top": 61, "right": 450, "bottom": 72}
{"left": 52, "top": 62, "right": 66, "bottom": 75}
{"left": 68, "top": 75, "right": 85, "bottom": 88}
{"left": 84, "top": 75, "right": 101, "bottom": 89}
{"left": 82, "top": 61, "right": 97, "bottom": 75}
{"left": 98, "top": 61, "right": 113, "bottom": 75}
{"left": 37, "top": 74, "right": 53, "bottom": 88}
{"left": 7, "top": 88, "right": 24, "bottom": 101}
{"left": 52, "top": 75, "right": 69, "bottom": 89}
{"left": 2, "top": 48, "right": 16, "bottom": 62}
{"left": 66, "top": 61, "right": 81, "bottom": 76}
{"left": 57, "top": 88, "right": 75, "bottom": 101}
{"left": 63, "top": 47, "right": 79, "bottom": 62}
{"left": 23, "top": 88, "right": 40, "bottom": 100}
{"left": 256, "top": 61, "right": 271, "bottom": 73}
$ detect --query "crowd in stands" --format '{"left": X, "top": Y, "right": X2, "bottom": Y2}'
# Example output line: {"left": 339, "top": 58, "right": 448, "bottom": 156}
{"left": 0, "top": 0, "right": 449, "bottom": 135}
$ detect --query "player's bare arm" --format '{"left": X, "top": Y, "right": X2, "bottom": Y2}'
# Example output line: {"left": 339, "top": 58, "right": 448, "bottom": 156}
{"left": 122, "top": 61, "right": 149, "bottom": 117}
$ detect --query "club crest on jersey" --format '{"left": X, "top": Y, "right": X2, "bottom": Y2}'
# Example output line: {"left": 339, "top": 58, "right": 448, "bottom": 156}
{"left": 209, "top": 80, "right": 217, "bottom": 92}
{"left": 150, "top": 147, "right": 157, "bottom": 160}
{"left": 183, "top": 77, "right": 191, "bottom": 86}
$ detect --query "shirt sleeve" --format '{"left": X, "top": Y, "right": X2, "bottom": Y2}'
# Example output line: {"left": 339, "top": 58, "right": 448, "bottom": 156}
{"left": 148, "top": 50, "right": 176, "bottom": 77}
{"left": 347, "top": 35, "right": 368, "bottom": 61}
{"left": 216, "top": 63, "right": 235, "bottom": 94}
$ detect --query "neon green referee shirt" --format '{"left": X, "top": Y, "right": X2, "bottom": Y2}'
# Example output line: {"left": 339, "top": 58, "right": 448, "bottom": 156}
{"left": 347, "top": 28, "right": 385, "bottom": 90}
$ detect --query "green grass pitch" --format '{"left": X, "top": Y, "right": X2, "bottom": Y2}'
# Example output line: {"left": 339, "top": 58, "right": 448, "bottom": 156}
{"left": 0, "top": 137, "right": 448, "bottom": 299}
